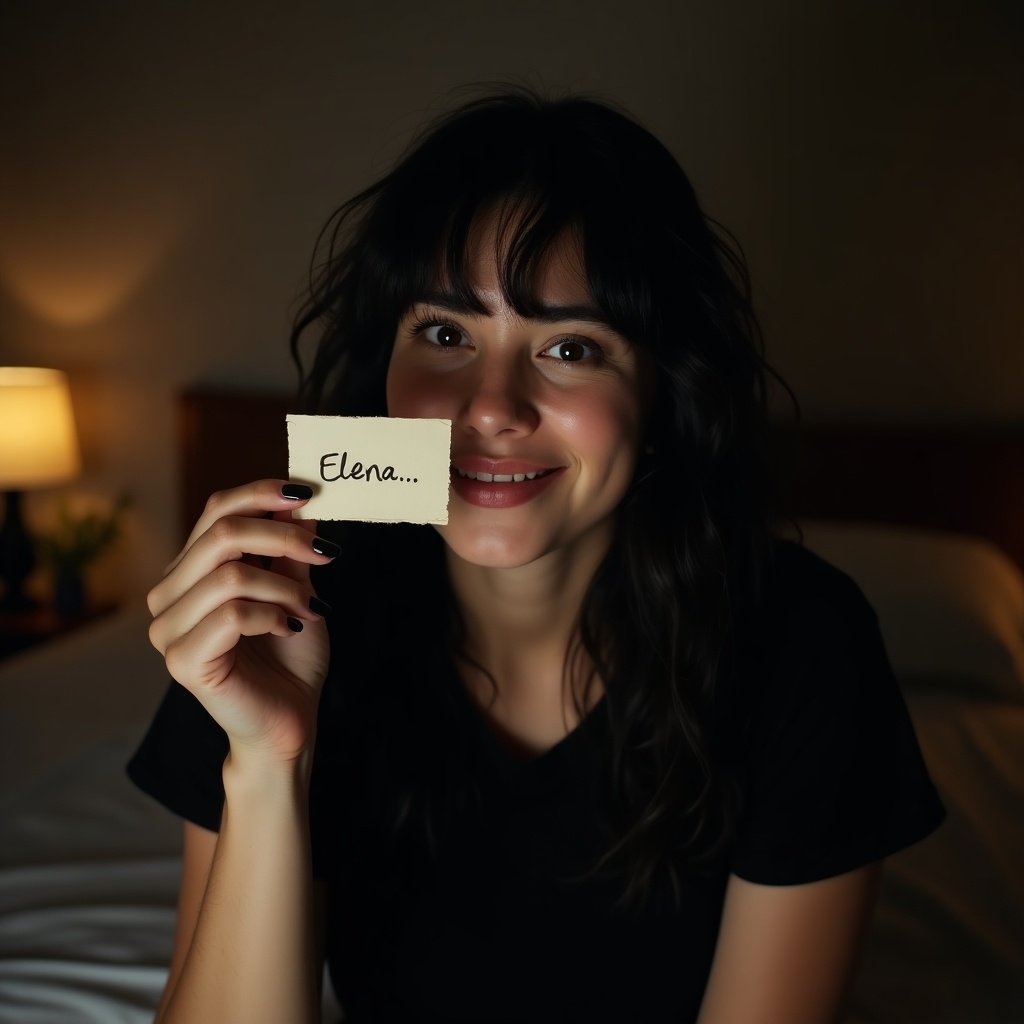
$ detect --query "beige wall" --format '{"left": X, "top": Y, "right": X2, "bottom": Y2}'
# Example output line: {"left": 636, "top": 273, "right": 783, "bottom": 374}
{"left": 1, "top": 0, "right": 1021, "bottom": 601}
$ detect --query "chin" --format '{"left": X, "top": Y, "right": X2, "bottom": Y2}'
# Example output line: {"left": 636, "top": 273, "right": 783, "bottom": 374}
{"left": 435, "top": 522, "right": 554, "bottom": 570}
{"left": 435, "top": 508, "right": 620, "bottom": 573}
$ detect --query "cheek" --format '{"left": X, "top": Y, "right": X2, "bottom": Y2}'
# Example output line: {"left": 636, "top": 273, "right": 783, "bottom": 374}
{"left": 386, "top": 362, "right": 440, "bottom": 418}
{"left": 384, "top": 363, "right": 405, "bottom": 416}
{"left": 547, "top": 388, "right": 644, "bottom": 459}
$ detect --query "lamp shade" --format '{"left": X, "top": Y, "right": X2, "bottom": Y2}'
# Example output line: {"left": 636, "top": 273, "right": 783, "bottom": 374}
{"left": 0, "top": 367, "right": 81, "bottom": 489}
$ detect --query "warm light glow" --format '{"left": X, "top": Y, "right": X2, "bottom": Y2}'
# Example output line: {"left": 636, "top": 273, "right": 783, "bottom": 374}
{"left": 0, "top": 217, "right": 186, "bottom": 327}
{"left": 0, "top": 367, "right": 82, "bottom": 489}
{"left": 0, "top": 147, "right": 215, "bottom": 327}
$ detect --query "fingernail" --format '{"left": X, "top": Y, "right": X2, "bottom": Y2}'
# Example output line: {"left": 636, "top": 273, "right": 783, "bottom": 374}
{"left": 309, "top": 595, "right": 332, "bottom": 617}
{"left": 287, "top": 616, "right": 304, "bottom": 632}
{"left": 312, "top": 537, "right": 340, "bottom": 558}
{"left": 282, "top": 483, "right": 314, "bottom": 500}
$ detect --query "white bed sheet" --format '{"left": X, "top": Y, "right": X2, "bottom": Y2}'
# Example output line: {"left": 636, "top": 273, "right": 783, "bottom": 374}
{"left": 847, "top": 691, "right": 1024, "bottom": 1023}
{"left": 1, "top": 608, "right": 180, "bottom": 1023}
{"left": 0, "top": 736, "right": 179, "bottom": 1023}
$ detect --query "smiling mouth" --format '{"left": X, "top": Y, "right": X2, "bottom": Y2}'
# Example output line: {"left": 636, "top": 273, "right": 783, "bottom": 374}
{"left": 452, "top": 467, "right": 558, "bottom": 483}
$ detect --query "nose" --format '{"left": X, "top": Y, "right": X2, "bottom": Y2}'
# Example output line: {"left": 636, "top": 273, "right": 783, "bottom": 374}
{"left": 457, "top": 353, "right": 540, "bottom": 439}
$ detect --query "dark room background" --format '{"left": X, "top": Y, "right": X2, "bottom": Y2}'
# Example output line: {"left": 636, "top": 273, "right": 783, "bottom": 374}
{"left": 1, "top": 0, "right": 1021, "bottom": 601}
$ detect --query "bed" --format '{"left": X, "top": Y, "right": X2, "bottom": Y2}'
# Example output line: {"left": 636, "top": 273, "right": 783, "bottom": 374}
{"left": 1, "top": 390, "right": 1022, "bottom": 1023}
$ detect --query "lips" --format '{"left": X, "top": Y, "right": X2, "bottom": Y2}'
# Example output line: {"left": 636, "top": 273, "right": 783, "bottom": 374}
{"left": 449, "top": 456, "right": 566, "bottom": 509}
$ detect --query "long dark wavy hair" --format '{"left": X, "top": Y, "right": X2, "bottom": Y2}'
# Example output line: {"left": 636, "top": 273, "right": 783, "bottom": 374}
{"left": 291, "top": 85, "right": 800, "bottom": 910}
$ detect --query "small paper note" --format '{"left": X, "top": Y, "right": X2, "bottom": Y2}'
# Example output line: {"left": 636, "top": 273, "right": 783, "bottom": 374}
{"left": 286, "top": 415, "right": 451, "bottom": 524}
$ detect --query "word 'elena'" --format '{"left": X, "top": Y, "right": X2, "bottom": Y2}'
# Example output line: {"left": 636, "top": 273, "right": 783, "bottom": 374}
{"left": 319, "top": 451, "right": 418, "bottom": 484}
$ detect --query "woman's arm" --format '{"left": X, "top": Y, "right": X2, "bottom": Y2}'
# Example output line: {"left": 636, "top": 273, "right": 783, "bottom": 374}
{"left": 155, "top": 754, "right": 319, "bottom": 1024}
{"left": 157, "top": 821, "right": 330, "bottom": 1023}
{"left": 155, "top": 822, "right": 216, "bottom": 1020}
{"left": 145, "top": 479, "right": 336, "bottom": 1022}
{"left": 697, "top": 864, "right": 881, "bottom": 1024}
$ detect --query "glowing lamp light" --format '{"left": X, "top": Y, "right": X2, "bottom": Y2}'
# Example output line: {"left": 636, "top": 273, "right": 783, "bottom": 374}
{"left": 0, "top": 367, "right": 81, "bottom": 610}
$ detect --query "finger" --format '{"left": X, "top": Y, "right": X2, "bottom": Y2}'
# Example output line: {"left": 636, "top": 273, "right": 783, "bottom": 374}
{"left": 165, "top": 480, "right": 315, "bottom": 577}
{"left": 271, "top": 512, "right": 323, "bottom": 584}
{"left": 149, "top": 560, "right": 329, "bottom": 656}
{"left": 150, "top": 515, "right": 336, "bottom": 618}
{"left": 164, "top": 599, "right": 302, "bottom": 693}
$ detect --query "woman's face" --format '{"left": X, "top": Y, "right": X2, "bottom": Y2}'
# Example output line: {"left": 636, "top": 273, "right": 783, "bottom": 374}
{"left": 386, "top": 220, "right": 650, "bottom": 570}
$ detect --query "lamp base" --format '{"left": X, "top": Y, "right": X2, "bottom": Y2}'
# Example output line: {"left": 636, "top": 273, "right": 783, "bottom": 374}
{"left": 0, "top": 490, "right": 39, "bottom": 612}
{"left": 0, "top": 591, "right": 40, "bottom": 613}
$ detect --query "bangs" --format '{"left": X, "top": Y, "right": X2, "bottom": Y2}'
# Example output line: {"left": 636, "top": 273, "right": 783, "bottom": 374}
{"left": 367, "top": 101, "right": 660, "bottom": 343}
{"left": 383, "top": 184, "right": 657, "bottom": 348}
{"left": 435, "top": 192, "right": 589, "bottom": 318}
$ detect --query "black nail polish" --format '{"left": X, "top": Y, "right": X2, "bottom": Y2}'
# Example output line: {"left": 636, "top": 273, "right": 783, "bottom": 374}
{"left": 311, "top": 537, "right": 340, "bottom": 558}
{"left": 282, "top": 483, "right": 314, "bottom": 500}
{"left": 309, "top": 595, "right": 332, "bottom": 617}
{"left": 287, "top": 616, "right": 304, "bottom": 632}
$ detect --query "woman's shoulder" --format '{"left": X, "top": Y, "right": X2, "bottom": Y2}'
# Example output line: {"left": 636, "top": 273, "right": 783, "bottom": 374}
{"left": 729, "top": 538, "right": 945, "bottom": 883}
{"left": 745, "top": 536, "right": 879, "bottom": 650}
{"left": 764, "top": 535, "right": 871, "bottom": 612}
{"left": 728, "top": 536, "right": 895, "bottom": 720}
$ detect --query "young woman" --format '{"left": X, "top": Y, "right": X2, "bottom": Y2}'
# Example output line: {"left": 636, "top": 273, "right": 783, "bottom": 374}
{"left": 130, "top": 88, "right": 944, "bottom": 1023}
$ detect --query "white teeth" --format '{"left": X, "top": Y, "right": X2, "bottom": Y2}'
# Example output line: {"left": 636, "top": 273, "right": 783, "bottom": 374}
{"left": 455, "top": 468, "right": 549, "bottom": 482}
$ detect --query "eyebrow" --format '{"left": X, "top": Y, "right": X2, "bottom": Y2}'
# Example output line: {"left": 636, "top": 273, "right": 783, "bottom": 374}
{"left": 412, "top": 289, "right": 615, "bottom": 330}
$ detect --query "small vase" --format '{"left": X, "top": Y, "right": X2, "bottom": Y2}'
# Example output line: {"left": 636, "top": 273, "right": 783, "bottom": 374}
{"left": 54, "top": 573, "right": 85, "bottom": 618}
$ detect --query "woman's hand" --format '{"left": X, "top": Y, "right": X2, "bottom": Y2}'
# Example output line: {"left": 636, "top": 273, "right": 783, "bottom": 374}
{"left": 147, "top": 480, "right": 336, "bottom": 765}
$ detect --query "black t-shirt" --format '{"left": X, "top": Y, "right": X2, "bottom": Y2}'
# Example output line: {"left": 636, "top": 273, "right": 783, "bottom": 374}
{"left": 127, "top": 539, "right": 944, "bottom": 1022}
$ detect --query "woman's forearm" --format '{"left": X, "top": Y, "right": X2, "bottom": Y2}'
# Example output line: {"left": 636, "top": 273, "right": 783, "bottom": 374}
{"left": 157, "top": 749, "right": 319, "bottom": 1024}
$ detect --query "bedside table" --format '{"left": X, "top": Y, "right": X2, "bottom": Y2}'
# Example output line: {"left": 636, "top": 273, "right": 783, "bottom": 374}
{"left": 0, "top": 603, "right": 119, "bottom": 662}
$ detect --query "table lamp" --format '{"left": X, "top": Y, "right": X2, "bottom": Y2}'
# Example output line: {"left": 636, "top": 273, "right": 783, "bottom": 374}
{"left": 0, "top": 367, "right": 81, "bottom": 611}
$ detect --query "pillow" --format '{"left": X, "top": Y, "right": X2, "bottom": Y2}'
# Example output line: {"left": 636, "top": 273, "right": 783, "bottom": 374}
{"left": 781, "top": 519, "right": 1024, "bottom": 701}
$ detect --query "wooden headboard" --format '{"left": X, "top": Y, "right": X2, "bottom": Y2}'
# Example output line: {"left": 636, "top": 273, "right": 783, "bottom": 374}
{"left": 774, "top": 424, "right": 1024, "bottom": 572}
{"left": 178, "top": 389, "right": 1024, "bottom": 574}
{"left": 178, "top": 389, "right": 292, "bottom": 535}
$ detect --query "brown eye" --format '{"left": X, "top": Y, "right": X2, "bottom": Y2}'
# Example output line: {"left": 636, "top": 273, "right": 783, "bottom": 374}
{"left": 425, "top": 323, "right": 465, "bottom": 348}
{"left": 543, "top": 338, "right": 599, "bottom": 363}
